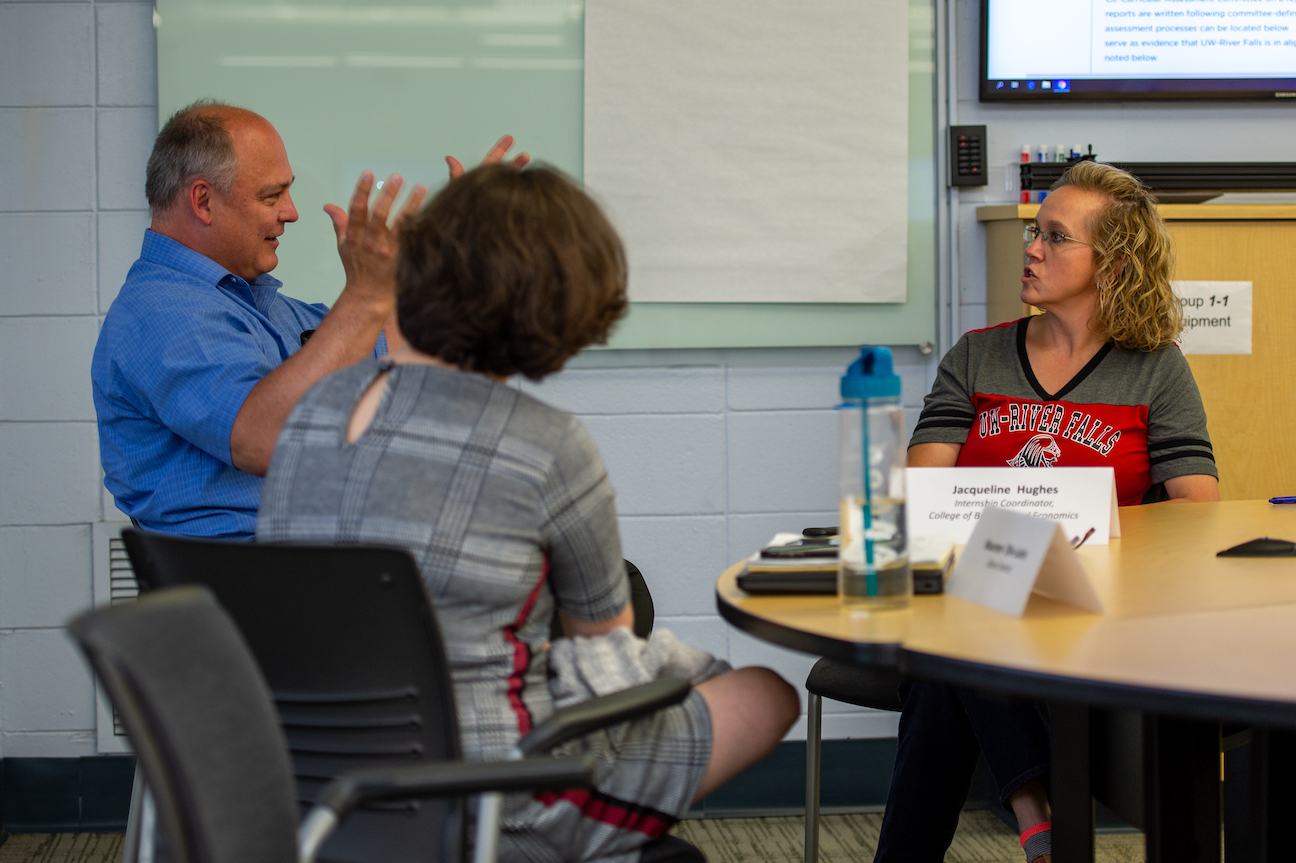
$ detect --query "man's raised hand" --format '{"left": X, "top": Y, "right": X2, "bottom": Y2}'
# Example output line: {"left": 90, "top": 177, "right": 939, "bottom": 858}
{"left": 324, "top": 171, "right": 428, "bottom": 308}
{"left": 445, "top": 134, "right": 530, "bottom": 179}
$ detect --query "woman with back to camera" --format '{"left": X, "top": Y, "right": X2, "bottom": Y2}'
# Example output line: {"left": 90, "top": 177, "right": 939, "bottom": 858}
{"left": 256, "top": 164, "right": 799, "bottom": 863}
{"left": 877, "top": 162, "right": 1219, "bottom": 863}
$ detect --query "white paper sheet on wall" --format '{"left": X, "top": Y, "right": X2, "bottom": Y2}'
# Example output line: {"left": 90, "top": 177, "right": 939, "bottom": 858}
{"left": 1172, "top": 281, "right": 1253, "bottom": 355}
{"left": 584, "top": 0, "right": 910, "bottom": 304}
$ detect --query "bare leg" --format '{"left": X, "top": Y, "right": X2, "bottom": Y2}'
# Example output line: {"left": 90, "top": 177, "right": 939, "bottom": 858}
{"left": 692, "top": 666, "right": 799, "bottom": 800}
{"left": 1008, "top": 776, "right": 1051, "bottom": 832}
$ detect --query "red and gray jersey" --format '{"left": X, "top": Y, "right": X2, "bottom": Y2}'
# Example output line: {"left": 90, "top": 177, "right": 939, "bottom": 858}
{"left": 910, "top": 318, "right": 1217, "bottom": 506}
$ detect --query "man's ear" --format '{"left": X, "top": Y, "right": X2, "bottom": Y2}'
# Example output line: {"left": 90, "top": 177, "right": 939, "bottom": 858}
{"left": 189, "top": 180, "right": 216, "bottom": 227}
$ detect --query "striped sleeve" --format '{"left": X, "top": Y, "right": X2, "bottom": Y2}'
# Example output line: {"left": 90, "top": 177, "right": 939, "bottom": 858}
{"left": 909, "top": 335, "right": 977, "bottom": 447}
{"left": 539, "top": 416, "right": 630, "bottom": 622}
{"left": 1146, "top": 348, "right": 1218, "bottom": 484}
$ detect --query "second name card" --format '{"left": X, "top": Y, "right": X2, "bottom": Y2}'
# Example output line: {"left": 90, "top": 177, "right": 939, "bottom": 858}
{"left": 907, "top": 467, "right": 1120, "bottom": 545}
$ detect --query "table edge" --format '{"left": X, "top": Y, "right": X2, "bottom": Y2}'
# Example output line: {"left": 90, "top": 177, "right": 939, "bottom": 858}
{"left": 715, "top": 588, "right": 903, "bottom": 668}
{"left": 902, "top": 650, "right": 1296, "bottom": 728}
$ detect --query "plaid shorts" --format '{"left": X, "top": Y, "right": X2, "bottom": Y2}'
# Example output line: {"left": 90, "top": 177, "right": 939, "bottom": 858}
{"left": 498, "top": 689, "right": 712, "bottom": 863}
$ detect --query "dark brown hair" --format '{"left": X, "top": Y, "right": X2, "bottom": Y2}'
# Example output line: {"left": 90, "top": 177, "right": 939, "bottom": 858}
{"left": 396, "top": 164, "right": 628, "bottom": 380}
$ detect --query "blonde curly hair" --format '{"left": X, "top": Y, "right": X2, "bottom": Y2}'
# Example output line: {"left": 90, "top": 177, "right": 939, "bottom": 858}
{"left": 1051, "top": 162, "right": 1181, "bottom": 351}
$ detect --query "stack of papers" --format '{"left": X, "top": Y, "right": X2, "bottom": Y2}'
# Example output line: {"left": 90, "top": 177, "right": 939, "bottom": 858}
{"left": 737, "top": 533, "right": 957, "bottom": 595}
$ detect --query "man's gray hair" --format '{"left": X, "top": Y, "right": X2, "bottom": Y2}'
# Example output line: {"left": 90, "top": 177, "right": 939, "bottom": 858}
{"left": 145, "top": 100, "right": 241, "bottom": 216}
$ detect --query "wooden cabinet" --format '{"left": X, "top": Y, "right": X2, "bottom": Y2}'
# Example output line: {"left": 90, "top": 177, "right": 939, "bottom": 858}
{"left": 977, "top": 204, "right": 1296, "bottom": 502}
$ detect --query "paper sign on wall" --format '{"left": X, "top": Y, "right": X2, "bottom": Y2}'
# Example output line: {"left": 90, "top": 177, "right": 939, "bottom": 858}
{"left": 585, "top": 0, "right": 909, "bottom": 304}
{"left": 907, "top": 467, "right": 1120, "bottom": 545}
{"left": 1172, "top": 281, "right": 1252, "bottom": 355}
{"left": 946, "top": 506, "right": 1104, "bottom": 617}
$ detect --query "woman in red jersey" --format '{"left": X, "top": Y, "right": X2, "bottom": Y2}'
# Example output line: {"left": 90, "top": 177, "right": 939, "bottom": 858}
{"left": 876, "top": 162, "right": 1218, "bottom": 863}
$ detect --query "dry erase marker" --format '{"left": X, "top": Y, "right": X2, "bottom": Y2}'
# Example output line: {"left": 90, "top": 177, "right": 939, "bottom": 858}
{"left": 1269, "top": 496, "right": 1296, "bottom": 504}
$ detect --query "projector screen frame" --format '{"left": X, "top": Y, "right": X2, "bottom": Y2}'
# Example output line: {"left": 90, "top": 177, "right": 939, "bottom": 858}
{"left": 979, "top": 0, "right": 1296, "bottom": 102}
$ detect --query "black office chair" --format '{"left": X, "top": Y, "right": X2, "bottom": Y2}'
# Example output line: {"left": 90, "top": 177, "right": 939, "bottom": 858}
{"left": 121, "top": 529, "right": 704, "bottom": 863}
{"left": 69, "top": 585, "right": 602, "bottom": 863}
{"left": 803, "top": 659, "right": 903, "bottom": 863}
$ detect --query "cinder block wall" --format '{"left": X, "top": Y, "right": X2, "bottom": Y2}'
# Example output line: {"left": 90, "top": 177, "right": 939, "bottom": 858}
{"left": 0, "top": 0, "right": 156, "bottom": 760}
{"left": 520, "top": 352, "right": 933, "bottom": 741}
{"left": 0, "top": 0, "right": 935, "bottom": 757}
{"left": 948, "top": 1, "right": 1296, "bottom": 336}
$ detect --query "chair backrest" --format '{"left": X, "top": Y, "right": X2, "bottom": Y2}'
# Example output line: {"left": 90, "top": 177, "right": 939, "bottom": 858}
{"left": 68, "top": 586, "right": 301, "bottom": 863}
{"left": 122, "top": 530, "right": 465, "bottom": 863}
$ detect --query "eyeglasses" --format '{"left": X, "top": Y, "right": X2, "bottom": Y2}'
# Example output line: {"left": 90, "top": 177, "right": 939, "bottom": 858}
{"left": 1024, "top": 224, "right": 1092, "bottom": 248}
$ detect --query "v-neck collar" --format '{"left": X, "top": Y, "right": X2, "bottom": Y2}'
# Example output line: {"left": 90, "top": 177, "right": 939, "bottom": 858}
{"left": 1016, "top": 317, "right": 1114, "bottom": 401}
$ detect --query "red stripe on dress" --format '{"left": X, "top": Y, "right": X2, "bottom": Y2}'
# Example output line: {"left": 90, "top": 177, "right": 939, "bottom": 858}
{"left": 533, "top": 788, "right": 676, "bottom": 838}
{"left": 502, "top": 556, "right": 549, "bottom": 736}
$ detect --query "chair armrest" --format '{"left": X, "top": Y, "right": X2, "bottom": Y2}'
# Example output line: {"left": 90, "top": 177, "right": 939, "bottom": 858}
{"left": 299, "top": 757, "right": 593, "bottom": 863}
{"left": 517, "top": 676, "right": 692, "bottom": 757}
{"left": 321, "top": 756, "right": 593, "bottom": 818}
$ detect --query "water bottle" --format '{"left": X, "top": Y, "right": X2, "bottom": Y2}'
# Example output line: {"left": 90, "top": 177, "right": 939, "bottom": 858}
{"left": 838, "top": 346, "right": 910, "bottom": 608}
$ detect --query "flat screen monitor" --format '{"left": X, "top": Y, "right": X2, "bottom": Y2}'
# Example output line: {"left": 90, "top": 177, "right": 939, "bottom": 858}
{"left": 981, "top": 0, "right": 1296, "bottom": 100}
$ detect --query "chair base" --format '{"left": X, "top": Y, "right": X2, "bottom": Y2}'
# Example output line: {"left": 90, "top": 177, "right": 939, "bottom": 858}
{"left": 803, "top": 658, "right": 904, "bottom": 863}
{"left": 805, "top": 693, "right": 823, "bottom": 863}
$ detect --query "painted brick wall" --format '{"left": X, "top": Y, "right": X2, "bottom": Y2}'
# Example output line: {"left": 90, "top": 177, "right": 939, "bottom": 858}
{"left": 948, "top": 0, "right": 1296, "bottom": 333}
{"left": 0, "top": 0, "right": 931, "bottom": 757}
{"left": 0, "top": 0, "right": 155, "bottom": 760}
{"left": 520, "top": 350, "right": 933, "bottom": 741}
{"left": 13, "top": 0, "right": 1291, "bottom": 759}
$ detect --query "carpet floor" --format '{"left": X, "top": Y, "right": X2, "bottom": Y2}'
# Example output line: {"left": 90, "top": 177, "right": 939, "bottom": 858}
{"left": 0, "top": 813, "right": 1143, "bottom": 863}
{"left": 674, "top": 811, "right": 1144, "bottom": 863}
{"left": 0, "top": 834, "right": 123, "bottom": 863}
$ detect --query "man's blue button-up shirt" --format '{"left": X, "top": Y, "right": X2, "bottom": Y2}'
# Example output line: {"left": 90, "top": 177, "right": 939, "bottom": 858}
{"left": 92, "top": 230, "right": 385, "bottom": 540}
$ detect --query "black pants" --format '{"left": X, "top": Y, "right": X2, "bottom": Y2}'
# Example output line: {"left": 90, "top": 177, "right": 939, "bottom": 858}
{"left": 873, "top": 682, "right": 1051, "bottom": 863}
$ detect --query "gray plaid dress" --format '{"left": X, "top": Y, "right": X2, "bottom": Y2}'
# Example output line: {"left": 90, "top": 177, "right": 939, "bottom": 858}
{"left": 257, "top": 359, "right": 711, "bottom": 863}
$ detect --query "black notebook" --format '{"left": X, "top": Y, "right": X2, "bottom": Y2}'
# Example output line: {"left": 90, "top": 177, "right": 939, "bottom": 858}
{"left": 737, "top": 535, "right": 954, "bottom": 596}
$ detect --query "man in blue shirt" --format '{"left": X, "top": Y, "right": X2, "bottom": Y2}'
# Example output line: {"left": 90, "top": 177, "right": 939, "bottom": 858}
{"left": 92, "top": 101, "right": 525, "bottom": 539}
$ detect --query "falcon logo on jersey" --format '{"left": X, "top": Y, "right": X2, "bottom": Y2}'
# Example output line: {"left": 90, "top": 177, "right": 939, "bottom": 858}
{"left": 962, "top": 392, "right": 1151, "bottom": 507}
{"left": 1006, "top": 433, "right": 1062, "bottom": 467}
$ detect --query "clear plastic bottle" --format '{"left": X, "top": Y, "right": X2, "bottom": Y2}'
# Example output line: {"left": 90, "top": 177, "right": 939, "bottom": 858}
{"left": 838, "top": 347, "right": 910, "bottom": 608}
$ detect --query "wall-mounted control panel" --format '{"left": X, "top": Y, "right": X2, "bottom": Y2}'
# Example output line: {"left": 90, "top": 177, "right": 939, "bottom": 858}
{"left": 950, "top": 125, "right": 987, "bottom": 187}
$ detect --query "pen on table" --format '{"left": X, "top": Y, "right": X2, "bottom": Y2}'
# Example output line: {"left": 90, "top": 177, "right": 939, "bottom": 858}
{"left": 1269, "top": 496, "right": 1296, "bottom": 505}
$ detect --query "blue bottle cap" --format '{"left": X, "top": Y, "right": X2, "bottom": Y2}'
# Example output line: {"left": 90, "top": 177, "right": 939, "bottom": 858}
{"left": 841, "top": 346, "right": 902, "bottom": 400}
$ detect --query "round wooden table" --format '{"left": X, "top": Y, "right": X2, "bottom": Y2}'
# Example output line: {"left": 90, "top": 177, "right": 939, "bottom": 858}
{"left": 715, "top": 500, "right": 1296, "bottom": 862}
{"left": 717, "top": 499, "right": 1296, "bottom": 725}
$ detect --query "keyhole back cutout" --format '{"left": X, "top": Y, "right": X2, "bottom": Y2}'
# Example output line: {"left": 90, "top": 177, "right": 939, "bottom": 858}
{"left": 345, "top": 369, "right": 392, "bottom": 444}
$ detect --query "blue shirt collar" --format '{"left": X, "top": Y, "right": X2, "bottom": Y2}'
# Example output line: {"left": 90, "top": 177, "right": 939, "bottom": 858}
{"left": 140, "top": 229, "right": 285, "bottom": 315}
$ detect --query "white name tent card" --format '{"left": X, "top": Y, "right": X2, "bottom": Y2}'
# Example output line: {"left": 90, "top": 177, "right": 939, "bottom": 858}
{"left": 907, "top": 467, "right": 1120, "bottom": 545}
{"left": 947, "top": 506, "right": 1105, "bottom": 617}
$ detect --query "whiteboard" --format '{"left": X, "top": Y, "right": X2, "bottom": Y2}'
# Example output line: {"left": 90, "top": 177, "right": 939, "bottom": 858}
{"left": 156, "top": 0, "right": 586, "bottom": 309}
{"left": 585, "top": 0, "right": 910, "bottom": 304}
{"left": 157, "top": 0, "right": 936, "bottom": 348}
